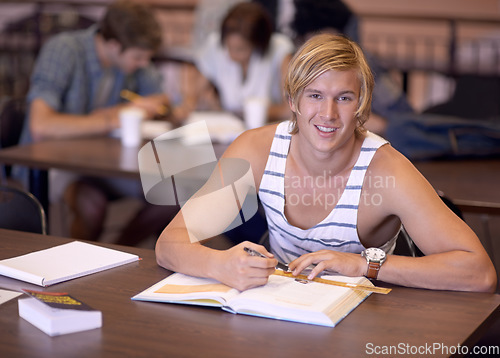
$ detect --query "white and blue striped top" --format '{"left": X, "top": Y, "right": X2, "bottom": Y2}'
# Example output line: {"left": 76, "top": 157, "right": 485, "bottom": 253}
{"left": 259, "top": 120, "right": 395, "bottom": 265}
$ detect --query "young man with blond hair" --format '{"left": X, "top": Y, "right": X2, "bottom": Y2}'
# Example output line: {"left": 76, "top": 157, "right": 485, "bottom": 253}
{"left": 156, "top": 34, "right": 496, "bottom": 293}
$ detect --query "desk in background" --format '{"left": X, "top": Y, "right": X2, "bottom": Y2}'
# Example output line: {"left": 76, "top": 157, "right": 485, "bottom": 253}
{"left": 414, "top": 159, "right": 500, "bottom": 265}
{"left": 414, "top": 159, "right": 500, "bottom": 215}
{"left": 0, "top": 137, "right": 140, "bottom": 214}
{"left": 0, "top": 136, "right": 498, "bottom": 208}
{"left": 0, "top": 228, "right": 499, "bottom": 357}
{"left": 0, "top": 136, "right": 227, "bottom": 213}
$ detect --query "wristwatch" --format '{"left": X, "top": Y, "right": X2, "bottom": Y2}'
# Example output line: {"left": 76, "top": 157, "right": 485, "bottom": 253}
{"left": 361, "top": 248, "right": 387, "bottom": 279}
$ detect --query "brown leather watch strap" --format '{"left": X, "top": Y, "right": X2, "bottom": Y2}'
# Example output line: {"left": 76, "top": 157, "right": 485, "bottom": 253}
{"left": 366, "top": 261, "right": 381, "bottom": 279}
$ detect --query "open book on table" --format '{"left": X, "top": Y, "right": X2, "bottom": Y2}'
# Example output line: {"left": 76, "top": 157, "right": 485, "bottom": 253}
{"left": 132, "top": 272, "right": 374, "bottom": 327}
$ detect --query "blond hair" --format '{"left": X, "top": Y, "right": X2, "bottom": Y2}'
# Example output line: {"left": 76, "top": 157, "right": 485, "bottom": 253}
{"left": 284, "top": 33, "right": 373, "bottom": 134}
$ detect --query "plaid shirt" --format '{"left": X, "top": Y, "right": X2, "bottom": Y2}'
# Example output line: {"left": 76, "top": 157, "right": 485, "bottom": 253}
{"left": 26, "top": 25, "right": 162, "bottom": 117}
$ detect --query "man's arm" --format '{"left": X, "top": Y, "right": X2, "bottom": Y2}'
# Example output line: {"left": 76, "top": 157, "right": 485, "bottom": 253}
{"left": 29, "top": 98, "right": 122, "bottom": 141}
{"left": 28, "top": 33, "right": 119, "bottom": 141}
{"left": 28, "top": 33, "right": 171, "bottom": 141}
{"left": 375, "top": 148, "right": 497, "bottom": 292}
{"left": 288, "top": 146, "right": 497, "bottom": 292}
{"left": 155, "top": 125, "right": 277, "bottom": 291}
{"left": 30, "top": 92, "right": 172, "bottom": 141}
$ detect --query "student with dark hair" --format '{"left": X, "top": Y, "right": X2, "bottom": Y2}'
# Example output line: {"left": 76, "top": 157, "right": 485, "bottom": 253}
{"left": 178, "top": 2, "right": 294, "bottom": 123}
{"left": 28, "top": 0, "right": 169, "bottom": 142}
{"left": 220, "top": 2, "right": 273, "bottom": 55}
{"left": 253, "top": 0, "right": 359, "bottom": 44}
{"left": 23, "top": 0, "right": 177, "bottom": 244}
{"left": 98, "top": 1, "right": 162, "bottom": 51}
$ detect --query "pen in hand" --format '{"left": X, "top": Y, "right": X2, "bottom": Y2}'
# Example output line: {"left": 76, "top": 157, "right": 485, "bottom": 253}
{"left": 244, "top": 247, "right": 289, "bottom": 272}
{"left": 120, "top": 89, "right": 170, "bottom": 116}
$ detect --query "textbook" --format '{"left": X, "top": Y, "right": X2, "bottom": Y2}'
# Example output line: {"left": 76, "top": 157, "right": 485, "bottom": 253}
{"left": 18, "top": 290, "right": 102, "bottom": 336}
{"left": 0, "top": 241, "right": 139, "bottom": 287}
{"left": 132, "top": 272, "right": 374, "bottom": 327}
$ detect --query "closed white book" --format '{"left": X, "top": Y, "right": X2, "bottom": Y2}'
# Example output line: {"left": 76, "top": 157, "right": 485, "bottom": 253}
{"left": 18, "top": 291, "right": 102, "bottom": 337}
{"left": 0, "top": 241, "right": 139, "bottom": 286}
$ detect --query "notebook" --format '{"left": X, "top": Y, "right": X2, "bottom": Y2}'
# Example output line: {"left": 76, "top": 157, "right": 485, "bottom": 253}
{"left": 0, "top": 241, "right": 139, "bottom": 286}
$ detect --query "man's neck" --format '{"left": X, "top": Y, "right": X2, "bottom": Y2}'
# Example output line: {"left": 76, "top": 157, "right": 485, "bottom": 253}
{"left": 289, "top": 133, "right": 362, "bottom": 178}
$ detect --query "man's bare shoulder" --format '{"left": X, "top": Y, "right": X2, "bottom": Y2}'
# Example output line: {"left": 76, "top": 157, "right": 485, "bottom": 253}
{"left": 223, "top": 124, "right": 278, "bottom": 159}
{"left": 367, "top": 142, "right": 436, "bottom": 204}
{"left": 222, "top": 123, "right": 279, "bottom": 182}
{"left": 369, "top": 143, "right": 417, "bottom": 177}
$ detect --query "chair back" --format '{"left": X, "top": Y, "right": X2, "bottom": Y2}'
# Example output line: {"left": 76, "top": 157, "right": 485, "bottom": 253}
{"left": 0, "top": 97, "right": 26, "bottom": 149}
{"left": 0, "top": 185, "right": 47, "bottom": 235}
{"left": 0, "top": 97, "right": 26, "bottom": 179}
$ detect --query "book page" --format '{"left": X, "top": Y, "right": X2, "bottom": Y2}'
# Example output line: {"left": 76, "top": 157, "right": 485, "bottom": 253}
{"left": 155, "top": 283, "right": 232, "bottom": 294}
{"left": 226, "top": 274, "right": 370, "bottom": 326}
{"left": 132, "top": 273, "right": 239, "bottom": 307}
{"left": 232, "top": 275, "right": 352, "bottom": 310}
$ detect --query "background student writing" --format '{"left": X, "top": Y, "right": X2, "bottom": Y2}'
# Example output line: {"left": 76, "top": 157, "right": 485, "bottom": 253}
{"left": 20, "top": 0, "right": 178, "bottom": 245}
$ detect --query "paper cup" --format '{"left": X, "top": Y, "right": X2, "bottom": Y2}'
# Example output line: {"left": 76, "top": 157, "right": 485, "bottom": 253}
{"left": 244, "top": 97, "right": 269, "bottom": 129}
{"left": 119, "top": 107, "right": 145, "bottom": 147}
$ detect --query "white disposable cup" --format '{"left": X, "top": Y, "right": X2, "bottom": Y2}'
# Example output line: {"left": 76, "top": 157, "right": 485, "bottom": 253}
{"left": 243, "top": 97, "right": 269, "bottom": 129}
{"left": 119, "top": 107, "right": 145, "bottom": 147}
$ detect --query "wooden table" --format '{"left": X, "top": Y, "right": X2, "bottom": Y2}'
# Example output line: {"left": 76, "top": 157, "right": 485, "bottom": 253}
{"left": 0, "top": 137, "right": 140, "bottom": 213}
{"left": 0, "top": 229, "right": 499, "bottom": 358}
{"left": 0, "top": 137, "right": 140, "bottom": 180}
{"left": 0, "top": 136, "right": 228, "bottom": 179}
{"left": 0, "top": 136, "right": 226, "bottom": 213}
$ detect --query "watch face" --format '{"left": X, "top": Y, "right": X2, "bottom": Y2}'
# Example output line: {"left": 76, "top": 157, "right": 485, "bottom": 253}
{"left": 365, "top": 248, "right": 386, "bottom": 261}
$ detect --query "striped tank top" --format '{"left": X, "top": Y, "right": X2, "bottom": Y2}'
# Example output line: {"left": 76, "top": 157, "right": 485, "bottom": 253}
{"left": 258, "top": 120, "right": 394, "bottom": 265}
